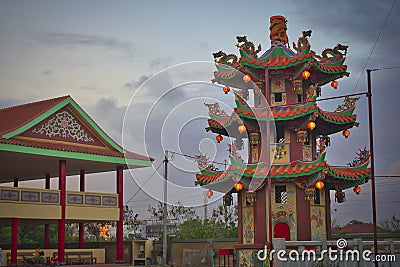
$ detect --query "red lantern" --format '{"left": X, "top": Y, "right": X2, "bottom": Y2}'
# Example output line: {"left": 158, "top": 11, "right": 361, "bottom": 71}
{"left": 234, "top": 182, "right": 243, "bottom": 191}
{"left": 223, "top": 86, "right": 230, "bottom": 94}
{"left": 243, "top": 74, "right": 251, "bottom": 83}
{"left": 216, "top": 134, "right": 223, "bottom": 143}
{"left": 238, "top": 125, "right": 246, "bottom": 133}
{"left": 302, "top": 70, "right": 310, "bottom": 79}
{"left": 315, "top": 180, "right": 324, "bottom": 190}
{"left": 307, "top": 121, "right": 316, "bottom": 130}
{"left": 342, "top": 129, "right": 350, "bottom": 138}
{"left": 353, "top": 185, "right": 361, "bottom": 195}
{"left": 331, "top": 80, "right": 338, "bottom": 89}
{"left": 206, "top": 189, "right": 213, "bottom": 198}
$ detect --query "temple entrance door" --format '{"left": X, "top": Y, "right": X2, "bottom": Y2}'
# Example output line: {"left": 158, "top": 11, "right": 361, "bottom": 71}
{"left": 274, "top": 222, "right": 290, "bottom": 241}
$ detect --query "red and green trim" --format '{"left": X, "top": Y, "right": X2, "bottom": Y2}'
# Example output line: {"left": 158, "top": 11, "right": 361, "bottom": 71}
{"left": 2, "top": 97, "right": 124, "bottom": 153}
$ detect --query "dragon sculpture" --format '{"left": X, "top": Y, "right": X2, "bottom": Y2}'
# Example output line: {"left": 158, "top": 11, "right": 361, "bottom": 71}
{"left": 236, "top": 35, "right": 262, "bottom": 57}
{"left": 315, "top": 43, "right": 348, "bottom": 62}
{"left": 212, "top": 50, "right": 240, "bottom": 68}
{"left": 204, "top": 102, "right": 228, "bottom": 116}
{"left": 335, "top": 96, "right": 360, "bottom": 112}
{"left": 293, "top": 30, "right": 312, "bottom": 53}
{"left": 348, "top": 147, "right": 370, "bottom": 167}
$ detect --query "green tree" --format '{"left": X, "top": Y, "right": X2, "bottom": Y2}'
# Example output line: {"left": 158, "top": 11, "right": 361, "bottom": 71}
{"left": 148, "top": 201, "right": 196, "bottom": 225}
{"left": 379, "top": 214, "right": 400, "bottom": 232}
{"left": 175, "top": 217, "right": 238, "bottom": 239}
{"left": 123, "top": 205, "right": 143, "bottom": 240}
{"left": 211, "top": 204, "right": 238, "bottom": 229}
{"left": 148, "top": 201, "right": 196, "bottom": 240}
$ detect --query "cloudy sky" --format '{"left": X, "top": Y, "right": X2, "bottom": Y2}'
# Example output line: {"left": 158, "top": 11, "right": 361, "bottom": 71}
{"left": 1, "top": 0, "right": 399, "bottom": 225}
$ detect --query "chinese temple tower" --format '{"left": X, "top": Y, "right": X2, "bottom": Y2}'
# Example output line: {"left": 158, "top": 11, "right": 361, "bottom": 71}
{"left": 195, "top": 16, "right": 371, "bottom": 264}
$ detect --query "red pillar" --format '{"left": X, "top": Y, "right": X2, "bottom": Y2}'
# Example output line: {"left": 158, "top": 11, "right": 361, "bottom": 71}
{"left": 116, "top": 166, "right": 124, "bottom": 263}
{"left": 254, "top": 187, "right": 266, "bottom": 245}
{"left": 325, "top": 189, "right": 332, "bottom": 240}
{"left": 79, "top": 170, "right": 85, "bottom": 249}
{"left": 11, "top": 218, "right": 18, "bottom": 266}
{"left": 237, "top": 191, "right": 243, "bottom": 244}
{"left": 11, "top": 179, "right": 18, "bottom": 266}
{"left": 58, "top": 160, "right": 66, "bottom": 264}
{"left": 45, "top": 173, "right": 51, "bottom": 249}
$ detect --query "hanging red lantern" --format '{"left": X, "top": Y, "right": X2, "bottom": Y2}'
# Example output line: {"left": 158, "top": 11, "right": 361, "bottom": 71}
{"left": 307, "top": 121, "right": 316, "bottom": 130}
{"left": 223, "top": 86, "right": 230, "bottom": 94}
{"left": 342, "top": 129, "right": 350, "bottom": 138}
{"left": 301, "top": 70, "right": 310, "bottom": 79}
{"left": 315, "top": 180, "right": 324, "bottom": 190}
{"left": 234, "top": 182, "right": 243, "bottom": 191}
{"left": 353, "top": 185, "right": 361, "bottom": 195}
{"left": 216, "top": 134, "right": 223, "bottom": 143}
{"left": 238, "top": 125, "right": 247, "bottom": 133}
{"left": 243, "top": 74, "right": 251, "bottom": 83}
{"left": 206, "top": 189, "right": 213, "bottom": 198}
{"left": 331, "top": 80, "right": 338, "bottom": 89}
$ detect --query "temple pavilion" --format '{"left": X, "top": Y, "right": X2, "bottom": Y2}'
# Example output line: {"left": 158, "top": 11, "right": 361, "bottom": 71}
{"left": 195, "top": 16, "right": 371, "bottom": 265}
{"left": 0, "top": 95, "right": 153, "bottom": 266}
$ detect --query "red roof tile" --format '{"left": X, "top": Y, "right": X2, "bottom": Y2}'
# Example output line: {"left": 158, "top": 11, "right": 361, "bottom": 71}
{"left": 335, "top": 223, "right": 388, "bottom": 234}
{"left": 0, "top": 96, "right": 153, "bottom": 162}
{"left": 0, "top": 95, "right": 69, "bottom": 136}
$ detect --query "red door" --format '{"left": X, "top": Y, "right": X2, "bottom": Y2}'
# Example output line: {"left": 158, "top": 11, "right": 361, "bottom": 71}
{"left": 274, "top": 222, "right": 290, "bottom": 241}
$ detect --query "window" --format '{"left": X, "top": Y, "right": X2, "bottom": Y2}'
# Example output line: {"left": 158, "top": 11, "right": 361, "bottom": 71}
{"left": 304, "top": 132, "right": 311, "bottom": 145}
{"left": 276, "top": 124, "right": 285, "bottom": 143}
{"left": 275, "top": 185, "right": 287, "bottom": 204}
{"left": 314, "top": 189, "right": 320, "bottom": 204}
{"left": 297, "top": 93, "right": 303, "bottom": 103}
{"left": 274, "top": 93, "right": 283, "bottom": 102}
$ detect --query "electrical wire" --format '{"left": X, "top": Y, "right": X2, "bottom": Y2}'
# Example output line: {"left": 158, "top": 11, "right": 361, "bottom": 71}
{"left": 352, "top": 0, "right": 397, "bottom": 93}
{"left": 124, "top": 162, "right": 163, "bottom": 205}
{"left": 167, "top": 150, "right": 227, "bottom": 166}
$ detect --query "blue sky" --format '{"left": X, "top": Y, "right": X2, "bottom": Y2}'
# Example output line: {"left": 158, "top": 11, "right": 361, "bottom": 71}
{"left": 1, "top": 0, "right": 399, "bottom": 225}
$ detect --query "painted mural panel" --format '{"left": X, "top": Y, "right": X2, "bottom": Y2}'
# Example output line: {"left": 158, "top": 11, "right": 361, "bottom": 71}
{"left": 239, "top": 249, "right": 255, "bottom": 267}
{"left": 270, "top": 144, "right": 290, "bottom": 163}
{"left": 302, "top": 145, "right": 312, "bottom": 161}
{"left": 271, "top": 183, "right": 297, "bottom": 240}
{"left": 242, "top": 206, "right": 254, "bottom": 244}
{"left": 271, "top": 76, "right": 285, "bottom": 93}
{"left": 310, "top": 205, "right": 326, "bottom": 240}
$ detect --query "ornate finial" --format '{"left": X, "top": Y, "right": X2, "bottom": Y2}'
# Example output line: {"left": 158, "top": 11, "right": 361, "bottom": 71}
{"left": 269, "top": 16, "right": 289, "bottom": 45}
{"left": 204, "top": 102, "right": 228, "bottom": 116}
{"left": 335, "top": 96, "right": 360, "bottom": 112}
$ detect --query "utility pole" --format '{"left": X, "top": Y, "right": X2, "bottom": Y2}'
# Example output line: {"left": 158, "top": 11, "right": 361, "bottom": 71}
{"left": 367, "top": 69, "right": 378, "bottom": 266}
{"left": 204, "top": 193, "right": 208, "bottom": 220}
{"left": 163, "top": 151, "right": 168, "bottom": 265}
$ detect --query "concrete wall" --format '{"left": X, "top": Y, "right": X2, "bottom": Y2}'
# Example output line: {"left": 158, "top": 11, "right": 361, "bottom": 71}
{"left": 170, "top": 239, "right": 237, "bottom": 267}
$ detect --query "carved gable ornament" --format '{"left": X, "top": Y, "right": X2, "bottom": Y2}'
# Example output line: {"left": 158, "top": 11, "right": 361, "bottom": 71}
{"left": 32, "top": 111, "right": 94, "bottom": 143}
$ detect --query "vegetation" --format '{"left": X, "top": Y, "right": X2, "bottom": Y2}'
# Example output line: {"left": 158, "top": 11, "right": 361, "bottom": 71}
{"left": 0, "top": 202, "right": 238, "bottom": 244}
{"left": 0, "top": 224, "right": 78, "bottom": 245}
{"left": 379, "top": 214, "right": 400, "bottom": 233}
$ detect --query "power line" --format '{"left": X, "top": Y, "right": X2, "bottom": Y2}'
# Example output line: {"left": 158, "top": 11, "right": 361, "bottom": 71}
{"left": 352, "top": 0, "right": 397, "bottom": 93}
{"left": 369, "top": 66, "right": 400, "bottom": 71}
{"left": 124, "top": 162, "right": 163, "bottom": 205}
{"left": 168, "top": 150, "right": 227, "bottom": 166}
